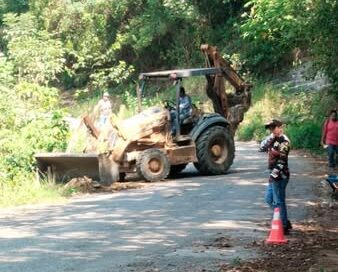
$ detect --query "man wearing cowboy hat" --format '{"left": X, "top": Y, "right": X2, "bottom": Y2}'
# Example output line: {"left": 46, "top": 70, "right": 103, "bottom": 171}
{"left": 260, "top": 119, "right": 292, "bottom": 234}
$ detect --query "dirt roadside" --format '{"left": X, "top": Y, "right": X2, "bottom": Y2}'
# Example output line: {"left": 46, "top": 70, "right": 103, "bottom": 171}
{"left": 219, "top": 151, "right": 338, "bottom": 272}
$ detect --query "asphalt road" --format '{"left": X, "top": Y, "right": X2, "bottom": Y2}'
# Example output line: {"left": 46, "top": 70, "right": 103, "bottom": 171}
{"left": 0, "top": 141, "right": 319, "bottom": 272}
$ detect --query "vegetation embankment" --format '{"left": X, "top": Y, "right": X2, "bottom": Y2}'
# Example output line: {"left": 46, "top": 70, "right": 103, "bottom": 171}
{"left": 0, "top": 0, "right": 337, "bottom": 206}
{"left": 237, "top": 83, "right": 336, "bottom": 152}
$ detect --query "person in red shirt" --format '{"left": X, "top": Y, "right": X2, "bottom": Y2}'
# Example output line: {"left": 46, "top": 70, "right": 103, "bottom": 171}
{"left": 321, "top": 110, "right": 338, "bottom": 174}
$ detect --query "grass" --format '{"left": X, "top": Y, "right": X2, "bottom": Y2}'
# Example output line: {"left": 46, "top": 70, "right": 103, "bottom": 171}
{"left": 0, "top": 174, "right": 70, "bottom": 208}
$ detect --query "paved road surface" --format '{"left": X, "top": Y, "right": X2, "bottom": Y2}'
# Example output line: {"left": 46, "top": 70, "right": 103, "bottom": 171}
{"left": 0, "top": 142, "right": 318, "bottom": 272}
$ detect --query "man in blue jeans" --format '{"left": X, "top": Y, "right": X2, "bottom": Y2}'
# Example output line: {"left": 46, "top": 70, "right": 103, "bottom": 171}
{"left": 260, "top": 119, "right": 292, "bottom": 234}
{"left": 170, "top": 87, "right": 192, "bottom": 135}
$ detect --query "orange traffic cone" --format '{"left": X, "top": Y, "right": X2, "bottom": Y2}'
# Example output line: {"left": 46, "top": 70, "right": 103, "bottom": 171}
{"left": 266, "top": 207, "right": 287, "bottom": 244}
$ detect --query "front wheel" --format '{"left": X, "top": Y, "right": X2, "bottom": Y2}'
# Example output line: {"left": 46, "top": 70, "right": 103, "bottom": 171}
{"left": 194, "top": 126, "right": 234, "bottom": 175}
{"left": 136, "top": 149, "right": 170, "bottom": 182}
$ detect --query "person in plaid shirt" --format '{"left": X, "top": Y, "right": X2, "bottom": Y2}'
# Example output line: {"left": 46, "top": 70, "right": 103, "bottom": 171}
{"left": 260, "top": 119, "right": 292, "bottom": 234}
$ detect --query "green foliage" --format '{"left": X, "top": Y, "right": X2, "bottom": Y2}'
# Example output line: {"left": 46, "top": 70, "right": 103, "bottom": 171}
{"left": 237, "top": 83, "right": 284, "bottom": 141}
{"left": 36, "top": 0, "right": 135, "bottom": 89}
{"left": 240, "top": 0, "right": 307, "bottom": 73}
{"left": 89, "top": 60, "right": 135, "bottom": 90}
{"left": 308, "top": 0, "right": 338, "bottom": 86}
{"left": 0, "top": 0, "right": 28, "bottom": 24}
{"left": 0, "top": 82, "right": 69, "bottom": 186}
{"left": 14, "top": 81, "right": 59, "bottom": 111}
{"left": 0, "top": 55, "right": 14, "bottom": 85}
{"left": 286, "top": 121, "right": 321, "bottom": 150}
{"left": 239, "top": 0, "right": 338, "bottom": 84}
{"left": 282, "top": 90, "right": 331, "bottom": 149}
{"left": 117, "top": 0, "right": 201, "bottom": 67}
{"left": 237, "top": 114, "right": 265, "bottom": 141}
{"left": 1, "top": 0, "right": 336, "bottom": 88}
{"left": 2, "top": 0, "right": 335, "bottom": 87}
{"left": 237, "top": 82, "right": 334, "bottom": 150}
{"left": 119, "top": 88, "right": 164, "bottom": 118}
{"left": 4, "top": 13, "right": 65, "bottom": 84}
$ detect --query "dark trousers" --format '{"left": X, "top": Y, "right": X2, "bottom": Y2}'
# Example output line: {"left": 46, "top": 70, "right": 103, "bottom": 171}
{"left": 327, "top": 144, "right": 338, "bottom": 168}
{"left": 170, "top": 111, "right": 189, "bottom": 134}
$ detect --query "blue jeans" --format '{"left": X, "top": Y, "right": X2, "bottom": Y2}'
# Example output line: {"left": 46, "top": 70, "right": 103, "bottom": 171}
{"left": 170, "top": 111, "right": 189, "bottom": 134}
{"left": 99, "top": 116, "right": 108, "bottom": 127}
{"left": 327, "top": 144, "right": 337, "bottom": 168}
{"left": 265, "top": 178, "right": 289, "bottom": 227}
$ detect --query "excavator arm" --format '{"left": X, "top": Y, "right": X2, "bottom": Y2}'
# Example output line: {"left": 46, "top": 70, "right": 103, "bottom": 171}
{"left": 200, "top": 44, "right": 252, "bottom": 134}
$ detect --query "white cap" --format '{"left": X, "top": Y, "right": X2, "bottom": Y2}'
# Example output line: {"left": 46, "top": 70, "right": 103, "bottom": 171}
{"left": 103, "top": 92, "right": 109, "bottom": 97}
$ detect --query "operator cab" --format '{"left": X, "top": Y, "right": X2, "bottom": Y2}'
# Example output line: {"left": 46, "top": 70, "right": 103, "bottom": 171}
{"left": 138, "top": 68, "right": 220, "bottom": 139}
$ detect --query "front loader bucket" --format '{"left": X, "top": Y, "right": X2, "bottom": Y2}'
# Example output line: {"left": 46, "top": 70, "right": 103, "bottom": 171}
{"left": 98, "top": 153, "right": 120, "bottom": 185}
{"left": 35, "top": 153, "right": 100, "bottom": 182}
{"left": 35, "top": 152, "right": 120, "bottom": 185}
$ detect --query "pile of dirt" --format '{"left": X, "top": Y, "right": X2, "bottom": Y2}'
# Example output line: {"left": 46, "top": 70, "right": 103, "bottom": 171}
{"left": 64, "top": 176, "right": 145, "bottom": 193}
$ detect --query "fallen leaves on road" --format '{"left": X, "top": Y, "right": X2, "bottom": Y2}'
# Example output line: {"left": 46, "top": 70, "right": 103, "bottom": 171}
{"left": 207, "top": 236, "right": 233, "bottom": 248}
{"left": 219, "top": 220, "right": 338, "bottom": 272}
{"left": 220, "top": 151, "right": 338, "bottom": 272}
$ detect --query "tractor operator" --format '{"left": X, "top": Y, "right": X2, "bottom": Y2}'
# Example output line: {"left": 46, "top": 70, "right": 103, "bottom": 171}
{"left": 170, "top": 86, "right": 192, "bottom": 135}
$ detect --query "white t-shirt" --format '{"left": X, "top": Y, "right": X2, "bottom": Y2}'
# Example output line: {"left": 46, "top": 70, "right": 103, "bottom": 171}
{"left": 97, "top": 99, "right": 112, "bottom": 117}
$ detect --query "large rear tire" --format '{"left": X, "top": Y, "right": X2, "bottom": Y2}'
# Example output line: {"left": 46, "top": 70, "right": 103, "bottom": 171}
{"left": 194, "top": 126, "right": 234, "bottom": 175}
{"left": 137, "top": 149, "right": 170, "bottom": 182}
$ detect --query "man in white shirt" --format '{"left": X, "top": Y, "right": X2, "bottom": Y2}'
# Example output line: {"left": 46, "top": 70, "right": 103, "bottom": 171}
{"left": 95, "top": 92, "right": 112, "bottom": 127}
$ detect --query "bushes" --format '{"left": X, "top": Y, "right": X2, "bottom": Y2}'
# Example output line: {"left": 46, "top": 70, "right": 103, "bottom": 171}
{"left": 237, "top": 82, "right": 333, "bottom": 150}
{"left": 240, "top": 0, "right": 307, "bottom": 74}
{"left": 0, "top": 82, "right": 69, "bottom": 207}
{"left": 239, "top": 0, "right": 338, "bottom": 86}
{"left": 286, "top": 121, "right": 321, "bottom": 150}
{"left": 237, "top": 83, "right": 284, "bottom": 141}
{"left": 237, "top": 114, "right": 265, "bottom": 141}
{"left": 4, "top": 13, "right": 65, "bottom": 85}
